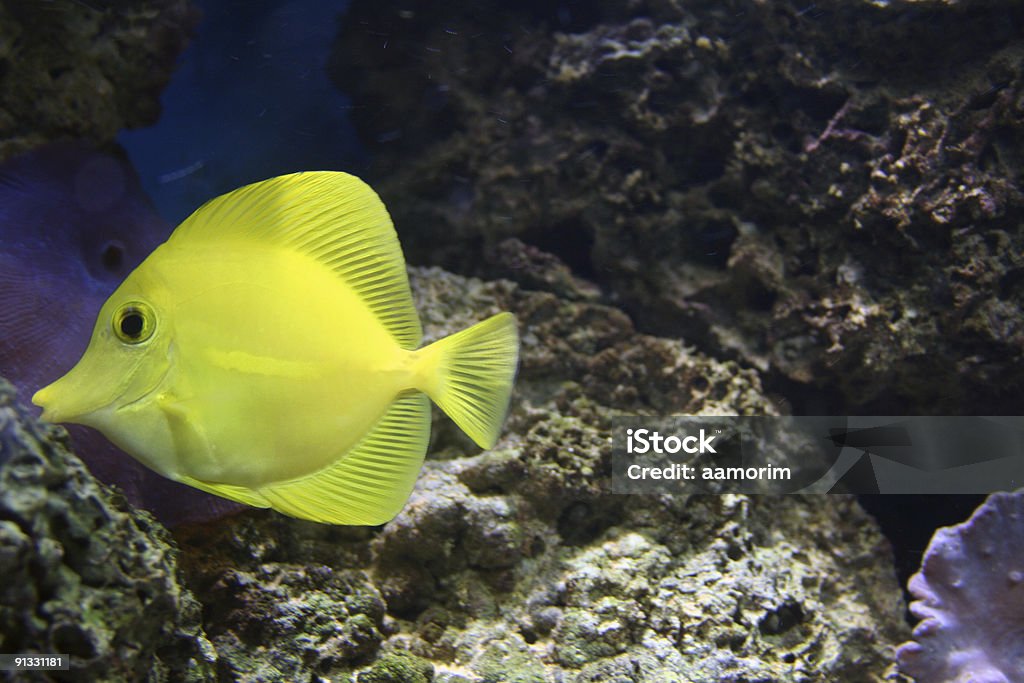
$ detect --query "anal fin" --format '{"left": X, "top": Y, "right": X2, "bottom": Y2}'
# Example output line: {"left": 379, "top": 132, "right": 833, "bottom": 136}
{"left": 159, "top": 394, "right": 272, "bottom": 509}
{"left": 259, "top": 392, "right": 431, "bottom": 525}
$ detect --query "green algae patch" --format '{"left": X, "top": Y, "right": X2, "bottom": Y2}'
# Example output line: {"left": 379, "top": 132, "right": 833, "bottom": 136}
{"left": 358, "top": 650, "right": 435, "bottom": 683}
{"left": 474, "top": 638, "right": 546, "bottom": 683}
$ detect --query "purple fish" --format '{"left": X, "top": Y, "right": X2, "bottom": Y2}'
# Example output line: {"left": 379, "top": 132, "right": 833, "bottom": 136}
{"left": 0, "top": 142, "right": 241, "bottom": 526}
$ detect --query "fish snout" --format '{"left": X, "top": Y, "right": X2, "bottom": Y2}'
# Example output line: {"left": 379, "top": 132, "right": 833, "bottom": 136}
{"left": 31, "top": 366, "right": 111, "bottom": 425}
{"left": 33, "top": 382, "right": 66, "bottom": 423}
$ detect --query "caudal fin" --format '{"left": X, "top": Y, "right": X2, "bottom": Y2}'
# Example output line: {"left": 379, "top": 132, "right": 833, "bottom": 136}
{"left": 417, "top": 312, "right": 518, "bottom": 449}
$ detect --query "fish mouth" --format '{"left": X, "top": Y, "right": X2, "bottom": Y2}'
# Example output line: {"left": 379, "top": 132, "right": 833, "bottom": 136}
{"left": 33, "top": 383, "right": 113, "bottom": 425}
{"left": 33, "top": 384, "right": 78, "bottom": 424}
{"left": 33, "top": 390, "right": 60, "bottom": 423}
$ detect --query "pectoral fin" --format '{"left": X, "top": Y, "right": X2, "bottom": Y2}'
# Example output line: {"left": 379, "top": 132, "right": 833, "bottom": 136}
{"left": 158, "top": 394, "right": 211, "bottom": 465}
{"left": 158, "top": 394, "right": 272, "bottom": 509}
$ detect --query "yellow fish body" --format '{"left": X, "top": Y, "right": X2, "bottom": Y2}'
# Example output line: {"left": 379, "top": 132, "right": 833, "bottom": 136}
{"left": 32, "top": 172, "right": 518, "bottom": 525}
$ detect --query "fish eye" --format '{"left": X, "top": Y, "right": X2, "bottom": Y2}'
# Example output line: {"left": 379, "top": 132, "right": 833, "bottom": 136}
{"left": 112, "top": 301, "right": 155, "bottom": 344}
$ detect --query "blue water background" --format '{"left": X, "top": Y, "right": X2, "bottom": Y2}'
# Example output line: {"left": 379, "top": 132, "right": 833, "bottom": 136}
{"left": 119, "top": 0, "right": 361, "bottom": 225}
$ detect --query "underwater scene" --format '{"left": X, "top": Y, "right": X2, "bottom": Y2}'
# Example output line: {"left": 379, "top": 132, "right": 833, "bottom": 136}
{"left": 1, "top": 0, "right": 1023, "bottom": 681}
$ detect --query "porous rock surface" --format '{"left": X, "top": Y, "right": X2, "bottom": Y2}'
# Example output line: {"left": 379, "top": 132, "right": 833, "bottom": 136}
{"left": 0, "top": 378, "right": 215, "bottom": 683}
{"left": 331, "top": 0, "right": 1024, "bottom": 414}
{"left": 0, "top": 0, "right": 918, "bottom": 680}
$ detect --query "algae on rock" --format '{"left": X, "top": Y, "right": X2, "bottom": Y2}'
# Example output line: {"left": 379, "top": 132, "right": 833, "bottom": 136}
{"left": 0, "top": 378, "right": 215, "bottom": 682}
{"left": 0, "top": 0, "right": 197, "bottom": 161}
{"left": 0, "top": 0, "right": 921, "bottom": 680}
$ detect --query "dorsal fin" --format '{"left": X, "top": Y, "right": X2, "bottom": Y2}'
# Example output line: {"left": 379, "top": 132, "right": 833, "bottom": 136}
{"left": 169, "top": 171, "right": 422, "bottom": 349}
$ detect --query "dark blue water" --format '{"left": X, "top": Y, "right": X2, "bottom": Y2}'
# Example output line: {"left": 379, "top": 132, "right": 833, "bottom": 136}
{"left": 119, "top": 0, "right": 362, "bottom": 225}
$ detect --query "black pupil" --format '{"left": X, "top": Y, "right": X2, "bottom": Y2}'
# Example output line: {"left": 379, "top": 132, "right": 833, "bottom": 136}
{"left": 120, "top": 312, "right": 144, "bottom": 338}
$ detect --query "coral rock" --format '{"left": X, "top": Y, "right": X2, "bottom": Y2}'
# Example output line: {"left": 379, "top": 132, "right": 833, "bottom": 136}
{"left": 0, "top": 377, "right": 216, "bottom": 682}
{"left": 0, "top": 0, "right": 197, "bottom": 160}
{"left": 897, "top": 490, "right": 1024, "bottom": 682}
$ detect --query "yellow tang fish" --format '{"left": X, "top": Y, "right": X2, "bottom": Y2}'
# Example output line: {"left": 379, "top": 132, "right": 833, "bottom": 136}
{"left": 32, "top": 172, "right": 518, "bottom": 525}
